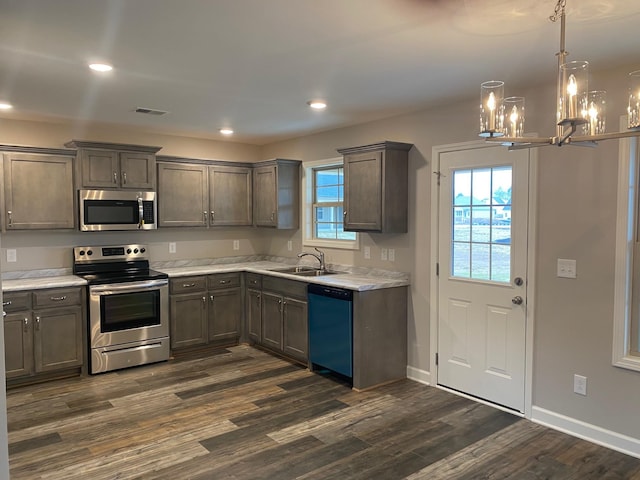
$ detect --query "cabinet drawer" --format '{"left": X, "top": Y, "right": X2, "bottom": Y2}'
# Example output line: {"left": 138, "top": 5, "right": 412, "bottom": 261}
{"left": 262, "top": 276, "right": 307, "bottom": 299}
{"left": 3, "top": 291, "right": 31, "bottom": 313}
{"left": 245, "top": 273, "right": 262, "bottom": 289}
{"left": 170, "top": 276, "right": 207, "bottom": 294}
{"left": 33, "top": 288, "right": 82, "bottom": 309}
{"left": 208, "top": 273, "right": 241, "bottom": 290}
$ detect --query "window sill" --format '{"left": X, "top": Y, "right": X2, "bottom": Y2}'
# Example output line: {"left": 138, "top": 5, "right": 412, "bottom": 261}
{"left": 303, "top": 237, "right": 360, "bottom": 251}
{"left": 613, "top": 354, "right": 640, "bottom": 373}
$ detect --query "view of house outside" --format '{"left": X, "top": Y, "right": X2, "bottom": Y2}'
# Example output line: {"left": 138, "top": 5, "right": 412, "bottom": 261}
{"left": 314, "top": 166, "right": 357, "bottom": 241}
{"left": 451, "top": 167, "right": 512, "bottom": 283}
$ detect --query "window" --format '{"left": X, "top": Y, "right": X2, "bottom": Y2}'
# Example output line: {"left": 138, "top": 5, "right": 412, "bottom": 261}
{"left": 303, "top": 159, "right": 358, "bottom": 249}
{"left": 613, "top": 135, "right": 640, "bottom": 370}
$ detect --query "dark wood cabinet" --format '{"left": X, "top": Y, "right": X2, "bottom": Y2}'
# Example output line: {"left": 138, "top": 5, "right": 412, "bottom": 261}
{"left": 170, "top": 291, "right": 208, "bottom": 349}
{"left": 338, "top": 141, "right": 412, "bottom": 233}
{"left": 207, "top": 273, "right": 242, "bottom": 343}
{"left": 252, "top": 159, "right": 301, "bottom": 229}
{"left": 3, "top": 288, "right": 84, "bottom": 381}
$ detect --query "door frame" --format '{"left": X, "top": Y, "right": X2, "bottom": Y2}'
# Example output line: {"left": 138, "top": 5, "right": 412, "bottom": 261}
{"left": 429, "top": 139, "right": 538, "bottom": 418}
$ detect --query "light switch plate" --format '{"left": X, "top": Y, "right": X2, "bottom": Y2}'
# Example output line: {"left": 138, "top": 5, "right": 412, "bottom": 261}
{"left": 557, "top": 258, "right": 577, "bottom": 278}
{"left": 287, "top": 240, "right": 292, "bottom": 251}
{"left": 388, "top": 249, "right": 395, "bottom": 262}
{"left": 364, "top": 246, "right": 371, "bottom": 259}
{"left": 6, "top": 249, "right": 16, "bottom": 263}
{"left": 169, "top": 242, "right": 176, "bottom": 254}
{"left": 233, "top": 240, "right": 240, "bottom": 251}
{"left": 381, "top": 248, "right": 388, "bottom": 261}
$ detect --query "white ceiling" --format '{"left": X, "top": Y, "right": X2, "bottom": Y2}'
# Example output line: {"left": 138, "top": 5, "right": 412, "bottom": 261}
{"left": 0, "top": 0, "right": 638, "bottom": 145}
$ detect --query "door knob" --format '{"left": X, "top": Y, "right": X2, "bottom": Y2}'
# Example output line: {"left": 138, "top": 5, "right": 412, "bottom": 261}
{"left": 512, "top": 296, "right": 524, "bottom": 305}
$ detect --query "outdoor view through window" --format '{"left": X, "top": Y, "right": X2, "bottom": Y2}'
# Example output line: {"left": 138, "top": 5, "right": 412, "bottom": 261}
{"left": 452, "top": 167, "right": 512, "bottom": 282}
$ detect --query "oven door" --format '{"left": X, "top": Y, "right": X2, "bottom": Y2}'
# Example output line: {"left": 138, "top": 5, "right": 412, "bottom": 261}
{"left": 89, "top": 279, "right": 169, "bottom": 348}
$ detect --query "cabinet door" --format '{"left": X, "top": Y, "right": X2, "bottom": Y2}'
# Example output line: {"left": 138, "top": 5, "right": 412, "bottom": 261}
{"left": 170, "top": 293, "right": 208, "bottom": 349}
{"left": 119, "top": 152, "right": 155, "bottom": 190}
{"left": 261, "top": 292, "right": 283, "bottom": 351}
{"left": 343, "top": 151, "right": 383, "bottom": 231}
{"left": 247, "top": 288, "right": 262, "bottom": 342}
{"left": 4, "top": 153, "right": 75, "bottom": 230}
{"left": 253, "top": 166, "right": 277, "bottom": 227}
{"left": 80, "top": 149, "right": 120, "bottom": 188}
{"left": 158, "top": 163, "right": 208, "bottom": 227}
{"left": 209, "top": 166, "right": 252, "bottom": 226}
{"left": 33, "top": 307, "right": 83, "bottom": 373}
{"left": 4, "top": 312, "right": 33, "bottom": 379}
{"left": 283, "top": 297, "right": 308, "bottom": 362}
{"left": 208, "top": 288, "right": 242, "bottom": 342}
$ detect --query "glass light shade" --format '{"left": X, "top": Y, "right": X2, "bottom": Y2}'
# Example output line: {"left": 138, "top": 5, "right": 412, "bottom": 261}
{"left": 479, "top": 80, "right": 504, "bottom": 137}
{"left": 582, "top": 90, "right": 606, "bottom": 135}
{"left": 504, "top": 97, "right": 525, "bottom": 137}
{"left": 628, "top": 70, "right": 640, "bottom": 129}
{"left": 558, "top": 61, "right": 589, "bottom": 124}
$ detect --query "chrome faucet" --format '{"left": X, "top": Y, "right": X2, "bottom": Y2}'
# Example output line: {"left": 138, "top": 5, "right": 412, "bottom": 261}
{"left": 298, "top": 247, "right": 326, "bottom": 272}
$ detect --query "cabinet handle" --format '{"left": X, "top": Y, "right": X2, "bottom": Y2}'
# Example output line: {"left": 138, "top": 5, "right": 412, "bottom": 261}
{"left": 203, "top": 211, "right": 208, "bottom": 225}
{"left": 3, "top": 300, "right": 11, "bottom": 307}
{"left": 257, "top": 294, "right": 261, "bottom": 299}
{"left": 210, "top": 295, "right": 214, "bottom": 302}
{"left": 50, "top": 296, "right": 66, "bottom": 301}
{"left": 250, "top": 280, "right": 257, "bottom": 285}
{"left": 35, "top": 316, "right": 40, "bottom": 330}
{"left": 210, "top": 211, "right": 215, "bottom": 223}
{"left": 343, "top": 211, "right": 347, "bottom": 216}
{"left": 2, "top": 311, "right": 5, "bottom": 318}
{"left": 219, "top": 280, "right": 228, "bottom": 284}
{"left": 113, "top": 171, "right": 118, "bottom": 184}
{"left": 7, "top": 210, "right": 12, "bottom": 227}
{"left": 183, "top": 283, "right": 196, "bottom": 288}
{"left": 122, "top": 172, "right": 127, "bottom": 184}
{"left": 202, "top": 296, "right": 206, "bottom": 306}
{"left": 270, "top": 212, "right": 275, "bottom": 221}
{"left": 23, "top": 317, "right": 28, "bottom": 331}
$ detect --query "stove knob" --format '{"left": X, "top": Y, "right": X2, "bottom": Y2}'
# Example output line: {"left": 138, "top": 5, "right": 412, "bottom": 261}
{"left": 87, "top": 250, "right": 93, "bottom": 256}
{"left": 140, "top": 247, "right": 146, "bottom": 253}
{"left": 79, "top": 250, "right": 85, "bottom": 256}
{"left": 133, "top": 248, "right": 139, "bottom": 254}
{"left": 126, "top": 248, "right": 132, "bottom": 254}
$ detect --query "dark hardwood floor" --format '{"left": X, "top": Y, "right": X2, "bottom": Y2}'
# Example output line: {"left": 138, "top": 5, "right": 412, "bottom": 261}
{"left": 6, "top": 345, "right": 640, "bottom": 479}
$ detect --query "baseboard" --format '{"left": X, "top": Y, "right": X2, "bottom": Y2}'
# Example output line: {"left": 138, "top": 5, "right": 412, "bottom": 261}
{"left": 406, "top": 365, "right": 431, "bottom": 385}
{"left": 531, "top": 406, "right": 640, "bottom": 459}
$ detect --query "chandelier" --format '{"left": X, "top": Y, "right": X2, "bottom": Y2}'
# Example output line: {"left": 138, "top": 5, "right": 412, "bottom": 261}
{"left": 479, "top": 0, "right": 640, "bottom": 148}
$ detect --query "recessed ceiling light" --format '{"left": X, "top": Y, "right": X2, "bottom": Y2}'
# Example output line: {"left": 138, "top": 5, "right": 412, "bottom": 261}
{"left": 307, "top": 100, "right": 327, "bottom": 110}
{"left": 89, "top": 63, "right": 113, "bottom": 72}
{"left": 0, "top": 102, "right": 13, "bottom": 110}
{"left": 219, "top": 128, "right": 234, "bottom": 135}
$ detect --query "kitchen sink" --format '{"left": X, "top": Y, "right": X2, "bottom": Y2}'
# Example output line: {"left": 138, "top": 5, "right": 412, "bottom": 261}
{"left": 269, "top": 266, "right": 338, "bottom": 276}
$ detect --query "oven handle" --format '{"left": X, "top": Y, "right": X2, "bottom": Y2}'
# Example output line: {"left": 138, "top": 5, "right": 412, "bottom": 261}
{"left": 89, "top": 279, "right": 168, "bottom": 294}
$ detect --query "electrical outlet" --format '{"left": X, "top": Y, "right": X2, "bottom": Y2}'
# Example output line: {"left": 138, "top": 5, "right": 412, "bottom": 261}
{"left": 573, "top": 374, "right": 587, "bottom": 396}
{"left": 381, "top": 248, "right": 388, "bottom": 261}
{"left": 287, "top": 240, "right": 292, "bottom": 251}
{"left": 389, "top": 249, "right": 395, "bottom": 261}
{"left": 169, "top": 242, "right": 176, "bottom": 254}
{"left": 364, "top": 246, "right": 371, "bottom": 259}
{"left": 6, "top": 249, "right": 17, "bottom": 263}
{"left": 557, "top": 258, "right": 577, "bottom": 278}
{"left": 233, "top": 240, "right": 240, "bottom": 251}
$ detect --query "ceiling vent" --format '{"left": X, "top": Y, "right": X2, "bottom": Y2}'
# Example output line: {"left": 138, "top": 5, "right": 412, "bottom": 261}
{"left": 135, "top": 107, "right": 168, "bottom": 116}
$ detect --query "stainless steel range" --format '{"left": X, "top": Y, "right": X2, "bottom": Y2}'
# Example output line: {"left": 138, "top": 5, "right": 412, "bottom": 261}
{"left": 73, "top": 244, "right": 169, "bottom": 374}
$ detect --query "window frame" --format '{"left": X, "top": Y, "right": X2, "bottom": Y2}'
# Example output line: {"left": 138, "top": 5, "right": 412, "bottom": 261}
{"left": 302, "top": 158, "right": 359, "bottom": 250}
{"left": 613, "top": 131, "right": 640, "bottom": 370}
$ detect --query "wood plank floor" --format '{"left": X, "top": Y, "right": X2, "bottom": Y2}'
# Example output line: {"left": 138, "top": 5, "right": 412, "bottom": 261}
{"left": 6, "top": 345, "right": 640, "bottom": 479}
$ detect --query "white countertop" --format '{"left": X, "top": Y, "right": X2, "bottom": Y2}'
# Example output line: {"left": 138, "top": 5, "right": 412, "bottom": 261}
{"left": 2, "top": 260, "right": 409, "bottom": 292}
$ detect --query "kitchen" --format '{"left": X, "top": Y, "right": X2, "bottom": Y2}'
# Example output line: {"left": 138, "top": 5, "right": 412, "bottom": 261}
{"left": 1, "top": 0, "right": 640, "bottom": 478}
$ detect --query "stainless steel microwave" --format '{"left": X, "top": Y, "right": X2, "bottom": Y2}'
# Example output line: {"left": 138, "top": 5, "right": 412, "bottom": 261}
{"left": 79, "top": 189, "right": 157, "bottom": 231}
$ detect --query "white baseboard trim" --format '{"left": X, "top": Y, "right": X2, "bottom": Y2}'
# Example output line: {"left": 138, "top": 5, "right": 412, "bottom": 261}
{"left": 406, "top": 366, "right": 431, "bottom": 385}
{"left": 531, "top": 406, "right": 640, "bottom": 459}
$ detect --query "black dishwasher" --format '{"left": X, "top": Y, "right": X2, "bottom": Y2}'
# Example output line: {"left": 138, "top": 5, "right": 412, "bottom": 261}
{"left": 307, "top": 284, "right": 353, "bottom": 378}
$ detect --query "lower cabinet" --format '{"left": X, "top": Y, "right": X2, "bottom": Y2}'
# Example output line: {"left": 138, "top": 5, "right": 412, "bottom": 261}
{"left": 257, "top": 276, "right": 308, "bottom": 364}
{"left": 3, "top": 288, "right": 84, "bottom": 381}
{"left": 169, "top": 273, "right": 241, "bottom": 351}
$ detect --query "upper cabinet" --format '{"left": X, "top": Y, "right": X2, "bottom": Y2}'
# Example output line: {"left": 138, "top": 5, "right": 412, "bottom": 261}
{"left": 338, "top": 141, "right": 413, "bottom": 233}
{"left": 157, "top": 160, "right": 252, "bottom": 228}
{"left": 253, "top": 159, "right": 301, "bottom": 229}
{"left": 3, "top": 152, "right": 75, "bottom": 230}
{"left": 65, "top": 140, "right": 161, "bottom": 190}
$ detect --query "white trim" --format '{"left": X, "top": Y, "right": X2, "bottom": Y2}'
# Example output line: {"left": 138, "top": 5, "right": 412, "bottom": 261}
{"left": 406, "top": 366, "right": 431, "bottom": 385}
{"left": 429, "top": 139, "right": 537, "bottom": 418}
{"left": 612, "top": 116, "right": 640, "bottom": 371}
{"left": 301, "top": 157, "right": 360, "bottom": 251}
{"left": 437, "top": 384, "right": 525, "bottom": 418}
{"left": 532, "top": 406, "right": 640, "bottom": 459}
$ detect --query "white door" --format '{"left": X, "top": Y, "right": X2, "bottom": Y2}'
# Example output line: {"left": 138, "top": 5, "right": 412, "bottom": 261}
{"left": 437, "top": 145, "right": 529, "bottom": 412}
